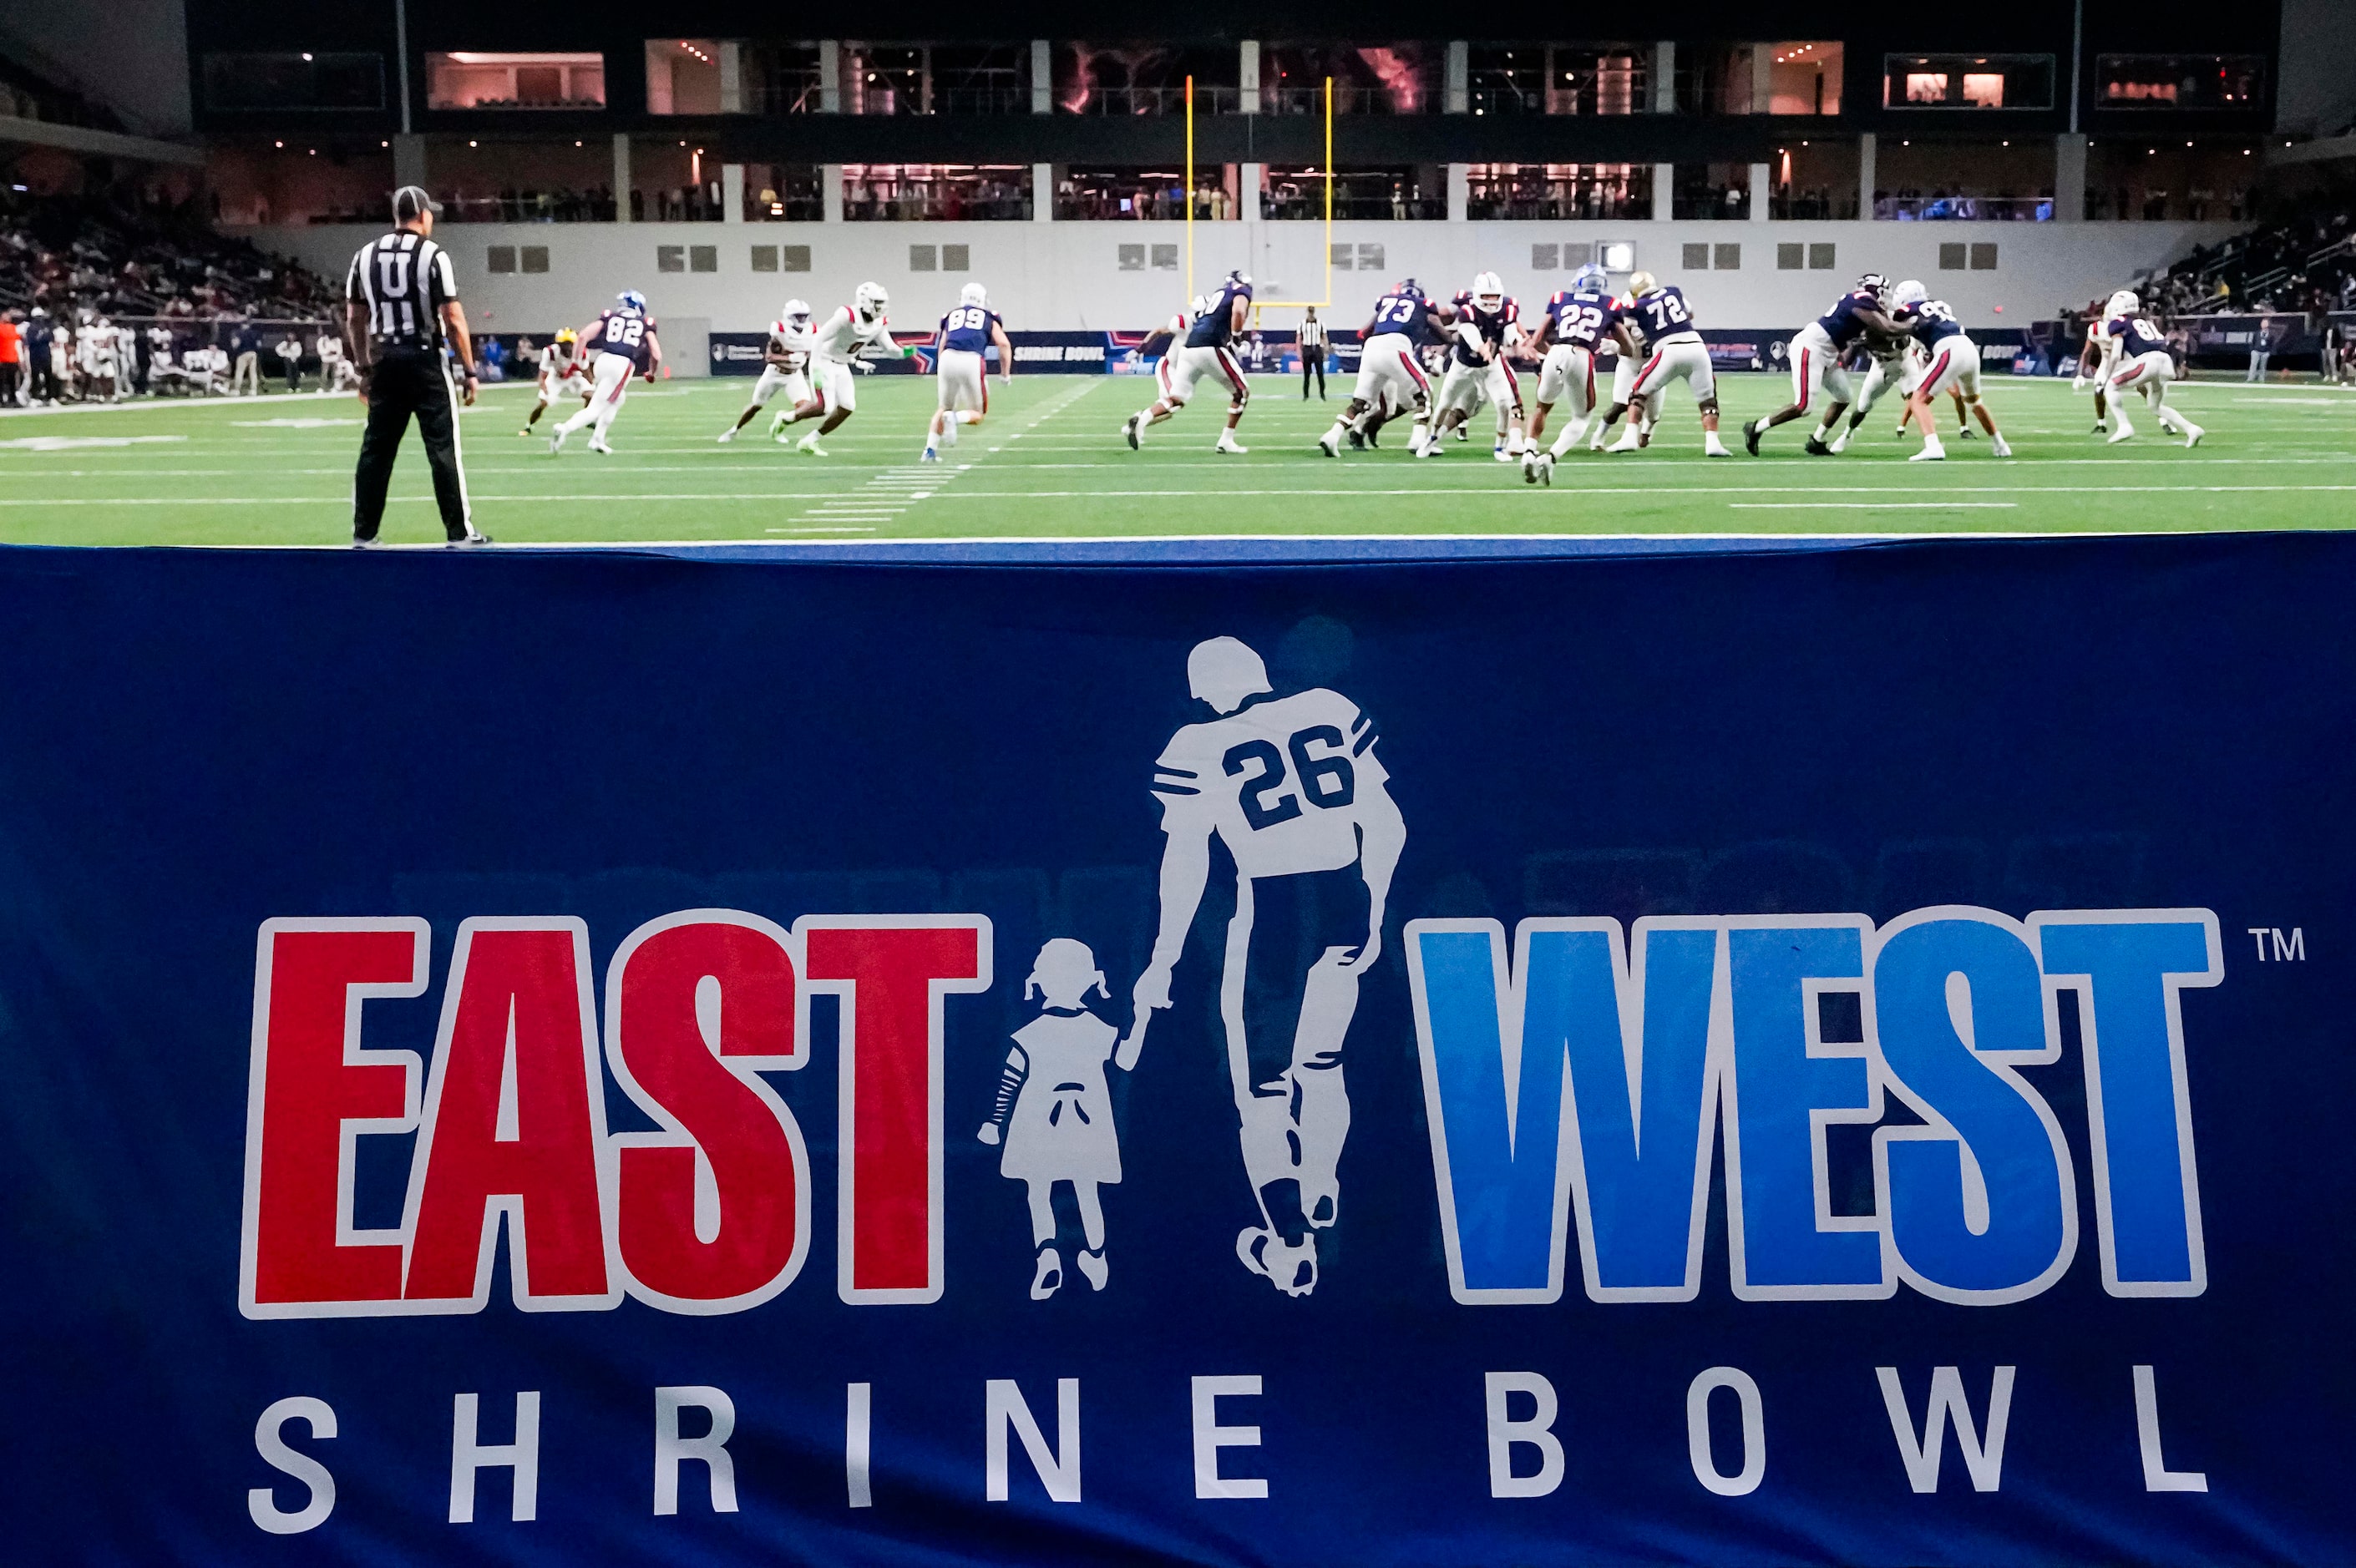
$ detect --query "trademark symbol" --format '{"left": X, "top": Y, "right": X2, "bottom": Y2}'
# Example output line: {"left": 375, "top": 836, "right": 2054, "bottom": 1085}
{"left": 2247, "top": 927, "right": 2305, "bottom": 962}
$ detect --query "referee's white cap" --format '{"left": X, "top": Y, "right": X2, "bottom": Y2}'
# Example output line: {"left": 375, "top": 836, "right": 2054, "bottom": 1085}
{"left": 392, "top": 185, "right": 443, "bottom": 222}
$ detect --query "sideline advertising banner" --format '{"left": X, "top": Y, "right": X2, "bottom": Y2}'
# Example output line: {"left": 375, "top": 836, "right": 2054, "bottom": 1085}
{"left": 0, "top": 535, "right": 2346, "bottom": 1565}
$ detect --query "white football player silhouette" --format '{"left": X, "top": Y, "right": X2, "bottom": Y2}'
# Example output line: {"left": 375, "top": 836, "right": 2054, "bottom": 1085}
{"left": 1126, "top": 636, "right": 1406, "bottom": 1296}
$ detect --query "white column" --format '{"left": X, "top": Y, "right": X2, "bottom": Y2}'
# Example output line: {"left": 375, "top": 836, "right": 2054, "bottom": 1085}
{"left": 722, "top": 163, "right": 745, "bottom": 224}
{"left": 1033, "top": 162, "right": 1053, "bottom": 222}
{"left": 1447, "top": 163, "right": 1469, "bottom": 222}
{"left": 819, "top": 41, "right": 841, "bottom": 114}
{"left": 1652, "top": 163, "right": 1674, "bottom": 221}
{"left": 2055, "top": 133, "right": 2086, "bottom": 224}
{"left": 1239, "top": 40, "right": 1260, "bottom": 114}
{"left": 1749, "top": 161, "right": 1771, "bottom": 220}
{"left": 1750, "top": 43, "right": 1773, "bottom": 114}
{"left": 1857, "top": 131, "right": 1877, "bottom": 220}
{"left": 1241, "top": 162, "right": 1262, "bottom": 220}
{"left": 719, "top": 43, "right": 742, "bottom": 114}
{"left": 1651, "top": 42, "right": 1676, "bottom": 113}
{"left": 1446, "top": 42, "right": 1468, "bottom": 114}
{"left": 1031, "top": 41, "right": 1051, "bottom": 114}
{"left": 613, "top": 133, "right": 633, "bottom": 223}
{"left": 823, "top": 164, "right": 844, "bottom": 223}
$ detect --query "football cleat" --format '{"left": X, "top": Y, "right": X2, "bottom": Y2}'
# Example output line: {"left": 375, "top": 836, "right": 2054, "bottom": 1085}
{"left": 798, "top": 431, "right": 828, "bottom": 456}
{"left": 1214, "top": 436, "right": 1248, "bottom": 455}
{"left": 1030, "top": 1247, "right": 1062, "bottom": 1301}
{"left": 1742, "top": 418, "right": 1762, "bottom": 457}
{"left": 717, "top": 427, "right": 736, "bottom": 443}
{"left": 588, "top": 438, "right": 613, "bottom": 455}
{"left": 546, "top": 429, "right": 567, "bottom": 454}
{"left": 1317, "top": 431, "right": 1340, "bottom": 458}
{"left": 2183, "top": 423, "right": 2204, "bottom": 448}
{"left": 1237, "top": 1227, "right": 1317, "bottom": 1297}
{"left": 1804, "top": 437, "right": 1834, "bottom": 456}
{"left": 1122, "top": 414, "right": 1141, "bottom": 450}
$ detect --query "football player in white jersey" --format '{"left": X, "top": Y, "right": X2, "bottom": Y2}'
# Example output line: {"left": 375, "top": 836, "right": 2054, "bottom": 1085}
{"left": 768, "top": 281, "right": 912, "bottom": 455}
{"left": 519, "top": 328, "right": 592, "bottom": 433}
{"left": 718, "top": 301, "right": 814, "bottom": 443}
{"left": 1127, "top": 636, "right": 1406, "bottom": 1298}
{"left": 925, "top": 280, "right": 1014, "bottom": 462}
{"left": 2094, "top": 289, "right": 2202, "bottom": 447}
{"left": 82, "top": 318, "right": 118, "bottom": 402}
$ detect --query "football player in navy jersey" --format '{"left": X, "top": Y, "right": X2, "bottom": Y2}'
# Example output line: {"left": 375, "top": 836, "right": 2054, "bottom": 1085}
{"left": 2094, "top": 289, "right": 2203, "bottom": 447}
{"left": 1745, "top": 273, "right": 1908, "bottom": 456}
{"left": 1123, "top": 270, "right": 1253, "bottom": 454}
{"left": 1519, "top": 265, "right": 1614, "bottom": 483}
{"left": 1317, "top": 281, "right": 1455, "bottom": 457}
{"left": 1887, "top": 280, "right": 2014, "bottom": 460}
{"left": 1583, "top": 273, "right": 1732, "bottom": 457}
{"left": 550, "top": 290, "right": 661, "bottom": 455}
{"left": 925, "top": 281, "right": 1014, "bottom": 462}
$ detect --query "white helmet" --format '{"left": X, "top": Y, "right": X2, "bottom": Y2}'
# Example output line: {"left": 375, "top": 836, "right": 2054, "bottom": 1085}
{"left": 1892, "top": 279, "right": 1928, "bottom": 308}
{"left": 1472, "top": 271, "right": 1504, "bottom": 309}
{"left": 958, "top": 280, "right": 988, "bottom": 307}
{"left": 783, "top": 299, "right": 813, "bottom": 328}
{"left": 854, "top": 281, "right": 889, "bottom": 321}
{"left": 2107, "top": 289, "right": 2140, "bottom": 317}
{"left": 1186, "top": 636, "right": 1273, "bottom": 716}
{"left": 1627, "top": 271, "right": 1659, "bottom": 297}
{"left": 1189, "top": 293, "right": 1212, "bottom": 320}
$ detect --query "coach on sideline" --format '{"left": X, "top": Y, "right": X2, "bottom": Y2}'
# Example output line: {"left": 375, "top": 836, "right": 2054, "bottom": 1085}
{"left": 344, "top": 185, "right": 489, "bottom": 547}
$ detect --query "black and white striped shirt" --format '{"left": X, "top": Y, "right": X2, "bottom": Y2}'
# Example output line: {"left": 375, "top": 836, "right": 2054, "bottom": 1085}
{"left": 345, "top": 230, "right": 459, "bottom": 352}
{"left": 1299, "top": 316, "right": 1328, "bottom": 350}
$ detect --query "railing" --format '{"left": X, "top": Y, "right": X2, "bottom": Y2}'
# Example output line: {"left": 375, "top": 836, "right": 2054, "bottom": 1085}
{"left": 1262, "top": 193, "right": 1445, "bottom": 220}
{"left": 1770, "top": 192, "right": 1862, "bottom": 220}
{"left": 844, "top": 190, "right": 1033, "bottom": 221}
{"left": 1070, "top": 85, "right": 1242, "bottom": 115}
{"left": 744, "top": 196, "right": 826, "bottom": 222}
{"left": 1259, "top": 85, "right": 1411, "bottom": 115}
{"left": 1466, "top": 191, "right": 1649, "bottom": 222}
{"left": 434, "top": 191, "right": 618, "bottom": 223}
{"left": 1875, "top": 195, "right": 2053, "bottom": 221}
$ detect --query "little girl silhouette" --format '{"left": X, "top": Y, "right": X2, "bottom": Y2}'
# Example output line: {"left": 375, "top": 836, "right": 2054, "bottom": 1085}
{"left": 980, "top": 938, "right": 1123, "bottom": 1298}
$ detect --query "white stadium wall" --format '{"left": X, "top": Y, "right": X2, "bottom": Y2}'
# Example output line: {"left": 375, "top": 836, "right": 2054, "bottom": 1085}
{"left": 256, "top": 219, "right": 2240, "bottom": 367}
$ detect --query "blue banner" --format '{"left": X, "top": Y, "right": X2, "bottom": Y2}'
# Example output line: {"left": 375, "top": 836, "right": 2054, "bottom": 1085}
{"left": 0, "top": 535, "right": 2344, "bottom": 1564}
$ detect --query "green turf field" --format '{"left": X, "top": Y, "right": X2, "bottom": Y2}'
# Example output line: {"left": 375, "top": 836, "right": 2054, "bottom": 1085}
{"left": 0, "top": 371, "right": 2350, "bottom": 545}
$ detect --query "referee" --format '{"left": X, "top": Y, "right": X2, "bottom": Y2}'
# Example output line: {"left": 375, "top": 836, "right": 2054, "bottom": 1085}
{"left": 1298, "top": 307, "right": 1328, "bottom": 400}
{"left": 344, "top": 185, "right": 489, "bottom": 547}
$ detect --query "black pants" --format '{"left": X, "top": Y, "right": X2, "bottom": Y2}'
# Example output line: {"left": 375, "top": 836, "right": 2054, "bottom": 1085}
{"left": 27, "top": 358, "right": 54, "bottom": 402}
{"left": 1301, "top": 349, "right": 1325, "bottom": 398}
{"left": 353, "top": 350, "right": 471, "bottom": 542}
{"left": 0, "top": 362, "right": 17, "bottom": 403}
